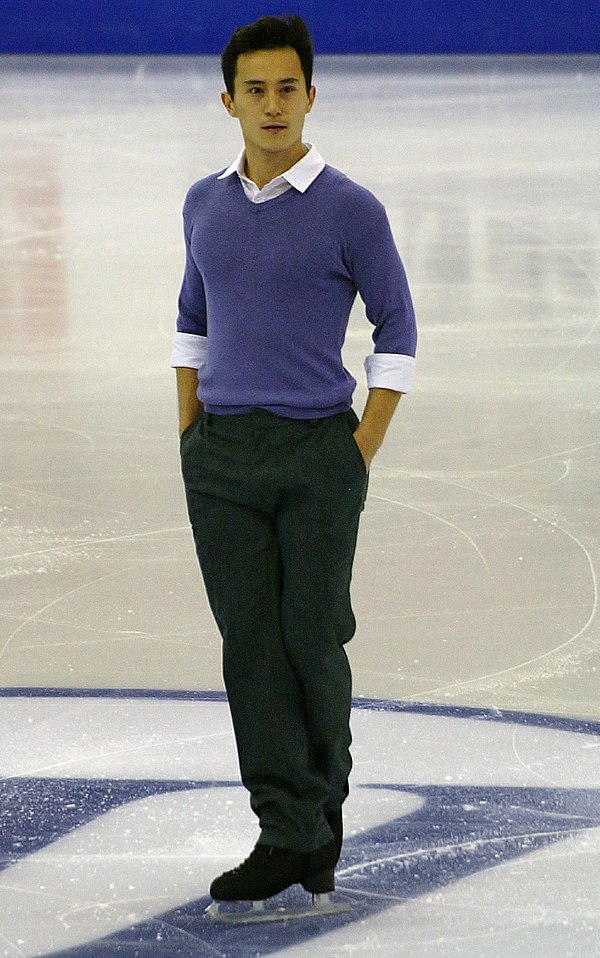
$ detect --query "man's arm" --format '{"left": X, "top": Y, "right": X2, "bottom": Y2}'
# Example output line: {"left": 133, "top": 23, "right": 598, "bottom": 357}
{"left": 353, "top": 387, "right": 402, "bottom": 470}
{"left": 176, "top": 367, "right": 203, "bottom": 436}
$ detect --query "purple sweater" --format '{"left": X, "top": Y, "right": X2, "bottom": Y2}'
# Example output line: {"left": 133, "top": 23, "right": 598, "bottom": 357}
{"left": 177, "top": 164, "right": 417, "bottom": 418}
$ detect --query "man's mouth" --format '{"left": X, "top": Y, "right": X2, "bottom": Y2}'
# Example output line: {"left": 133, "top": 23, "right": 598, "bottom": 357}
{"left": 262, "top": 124, "right": 286, "bottom": 130}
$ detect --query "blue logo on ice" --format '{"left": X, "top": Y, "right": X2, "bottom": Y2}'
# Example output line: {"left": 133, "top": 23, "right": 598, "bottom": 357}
{"left": 0, "top": 691, "right": 599, "bottom": 957}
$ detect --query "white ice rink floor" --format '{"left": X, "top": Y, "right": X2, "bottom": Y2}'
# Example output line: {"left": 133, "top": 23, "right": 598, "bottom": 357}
{"left": 1, "top": 55, "right": 599, "bottom": 956}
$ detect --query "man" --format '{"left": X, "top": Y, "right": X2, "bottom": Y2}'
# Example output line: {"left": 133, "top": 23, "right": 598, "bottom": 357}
{"left": 171, "top": 14, "right": 417, "bottom": 905}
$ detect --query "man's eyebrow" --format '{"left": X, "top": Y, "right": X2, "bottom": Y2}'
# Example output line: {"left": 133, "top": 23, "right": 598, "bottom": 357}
{"left": 242, "top": 77, "right": 301, "bottom": 85}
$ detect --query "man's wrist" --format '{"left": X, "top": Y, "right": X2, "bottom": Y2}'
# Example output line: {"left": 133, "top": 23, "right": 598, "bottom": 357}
{"left": 353, "top": 426, "right": 381, "bottom": 469}
{"left": 179, "top": 406, "right": 203, "bottom": 436}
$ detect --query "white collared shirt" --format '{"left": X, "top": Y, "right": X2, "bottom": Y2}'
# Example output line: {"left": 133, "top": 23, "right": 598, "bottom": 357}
{"left": 217, "top": 143, "right": 325, "bottom": 203}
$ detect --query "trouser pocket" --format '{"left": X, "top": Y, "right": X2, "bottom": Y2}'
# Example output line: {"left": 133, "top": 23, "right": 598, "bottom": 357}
{"left": 342, "top": 408, "right": 367, "bottom": 477}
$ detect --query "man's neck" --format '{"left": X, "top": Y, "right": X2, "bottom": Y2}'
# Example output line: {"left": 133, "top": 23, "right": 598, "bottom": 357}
{"left": 244, "top": 142, "right": 308, "bottom": 190}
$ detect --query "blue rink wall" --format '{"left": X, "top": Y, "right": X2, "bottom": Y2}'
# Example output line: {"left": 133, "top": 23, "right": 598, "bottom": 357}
{"left": 3, "top": 0, "right": 599, "bottom": 55}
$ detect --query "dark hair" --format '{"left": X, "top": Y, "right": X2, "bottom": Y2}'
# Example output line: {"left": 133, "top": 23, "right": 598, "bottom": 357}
{"left": 221, "top": 14, "right": 314, "bottom": 97}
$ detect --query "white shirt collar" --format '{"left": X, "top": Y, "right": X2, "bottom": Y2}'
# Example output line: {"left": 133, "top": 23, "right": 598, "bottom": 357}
{"left": 217, "top": 144, "right": 325, "bottom": 194}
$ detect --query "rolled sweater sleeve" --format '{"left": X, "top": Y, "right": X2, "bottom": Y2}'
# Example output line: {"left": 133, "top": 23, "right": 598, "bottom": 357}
{"left": 348, "top": 204, "right": 417, "bottom": 393}
{"left": 170, "top": 198, "right": 209, "bottom": 370}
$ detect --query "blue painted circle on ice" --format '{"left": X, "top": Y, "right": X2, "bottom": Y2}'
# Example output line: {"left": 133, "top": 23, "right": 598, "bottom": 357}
{"left": 1, "top": 689, "right": 599, "bottom": 958}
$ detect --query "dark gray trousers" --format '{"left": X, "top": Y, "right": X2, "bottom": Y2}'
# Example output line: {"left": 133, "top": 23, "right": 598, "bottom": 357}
{"left": 180, "top": 407, "right": 368, "bottom": 853}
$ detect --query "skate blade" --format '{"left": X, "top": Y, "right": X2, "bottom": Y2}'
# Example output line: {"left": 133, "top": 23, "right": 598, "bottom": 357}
{"left": 205, "top": 893, "right": 352, "bottom": 924}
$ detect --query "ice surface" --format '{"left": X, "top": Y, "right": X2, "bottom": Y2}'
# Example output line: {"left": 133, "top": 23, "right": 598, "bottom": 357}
{"left": 1, "top": 55, "right": 598, "bottom": 716}
{"left": 1, "top": 53, "right": 599, "bottom": 957}
{"left": 1, "top": 695, "right": 599, "bottom": 957}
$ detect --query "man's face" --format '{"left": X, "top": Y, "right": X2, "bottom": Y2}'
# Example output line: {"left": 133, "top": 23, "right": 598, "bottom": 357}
{"left": 221, "top": 47, "right": 316, "bottom": 159}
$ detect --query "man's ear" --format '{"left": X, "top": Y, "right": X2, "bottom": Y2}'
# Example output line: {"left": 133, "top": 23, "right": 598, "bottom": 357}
{"left": 221, "top": 91, "right": 237, "bottom": 118}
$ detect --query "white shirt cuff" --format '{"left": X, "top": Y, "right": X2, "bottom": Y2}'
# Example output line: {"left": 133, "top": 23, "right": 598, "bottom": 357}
{"left": 170, "top": 332, "right": 208, "bottom": 370}
{"left": 364, "top": 353, "right": 416, "bottom": 393}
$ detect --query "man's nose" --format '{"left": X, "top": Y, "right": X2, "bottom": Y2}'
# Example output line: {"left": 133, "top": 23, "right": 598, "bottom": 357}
{"left": 265, "top": 92, "right": 282, "bottom": 115}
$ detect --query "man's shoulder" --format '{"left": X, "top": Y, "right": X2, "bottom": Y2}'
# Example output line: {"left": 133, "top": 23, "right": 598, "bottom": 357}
{"left": 319, "top": 165, "right": 386, "bottom": 216}
{"left": 183, "top": 171, "right": 236, "bottom": 215}
{"left": 319, "top": 166, "right": 385, "bottom": 223}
